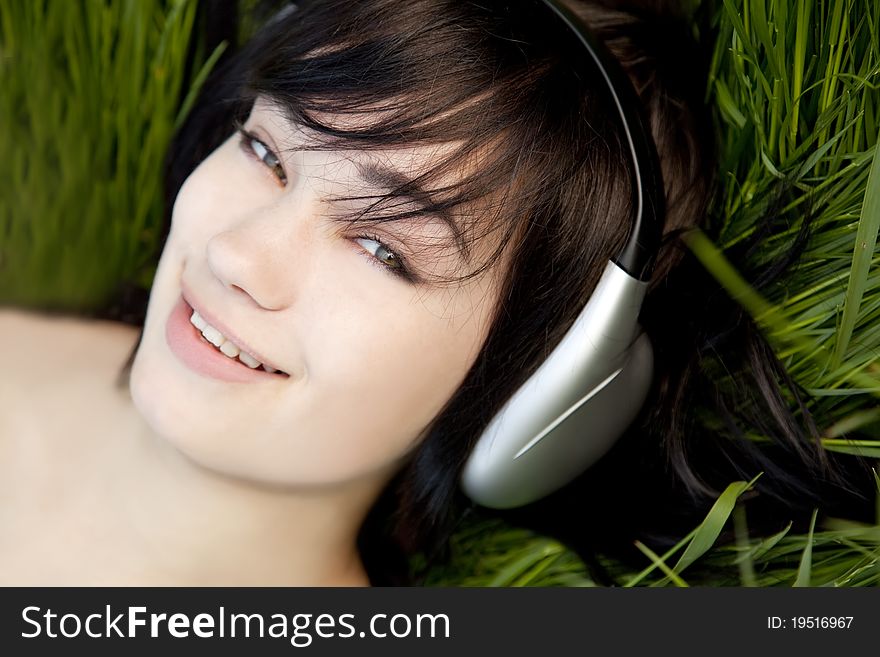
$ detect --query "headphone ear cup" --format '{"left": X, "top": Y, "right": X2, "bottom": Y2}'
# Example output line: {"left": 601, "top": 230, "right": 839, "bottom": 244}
{"left": 538, "top": 329, "right": 653, "bottom": 482}
{"left": 461, "top": 330, "right": 653, "bottom": 509}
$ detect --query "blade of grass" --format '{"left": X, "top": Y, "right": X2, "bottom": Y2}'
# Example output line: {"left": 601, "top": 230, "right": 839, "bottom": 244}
{"left": 672, "top": 475, "right": 763, "bottom": 574}
{"left": 831, "top": 132, "right": 880, "bottom": 368}
{"left": 793, "top": 509, "right": 820, "bottom": 586}
{"left": 733, "top": 502, "right": 758, "bottom": 586}
{"left": 623, "top": 526, "right": 699, "bottom": 587}
{"left": 823, "top": 407, "right": 880, "bottom": 437}
{"left": 634, "top": 542, "right": 690, "bottom": 587}
{"left": 736, "top": 521, "right": 793, "bottom": 563}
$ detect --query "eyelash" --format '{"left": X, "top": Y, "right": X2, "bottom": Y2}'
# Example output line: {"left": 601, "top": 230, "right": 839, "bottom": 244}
{"left": 354, "top": 233, "right": 416, "bottom": 283}
{"left": 235, "top": 126, "right": 416, "bottom": 283}
{"left": 236, "top": 125, "right": 288, "bottom": 185}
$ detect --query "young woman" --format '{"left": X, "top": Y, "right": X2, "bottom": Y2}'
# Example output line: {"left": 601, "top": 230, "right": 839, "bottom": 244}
{"left": 1, "top": 0, "right": 873, "bottom": 586}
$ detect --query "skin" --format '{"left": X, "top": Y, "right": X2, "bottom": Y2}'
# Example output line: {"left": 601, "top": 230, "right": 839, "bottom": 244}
{"left": 0, "top": 96, "right": 508, "bottom": 585}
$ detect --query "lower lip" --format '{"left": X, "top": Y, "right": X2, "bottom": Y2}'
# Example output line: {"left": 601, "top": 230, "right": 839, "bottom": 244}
{"left": 165, "top": 296, "right": 285, "bottom": 384}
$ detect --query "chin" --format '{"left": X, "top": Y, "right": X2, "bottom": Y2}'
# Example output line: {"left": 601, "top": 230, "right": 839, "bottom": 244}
{"left": 128, "top": 349, "right": 269, "bottom": 482}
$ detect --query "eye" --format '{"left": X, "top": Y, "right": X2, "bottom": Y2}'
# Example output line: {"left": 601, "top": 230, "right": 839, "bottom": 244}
{"left": 237, "top": 128, "right": 288, "bottom": 185}
{"left": 354, "top": 235, "right": 413, "bottom": 281}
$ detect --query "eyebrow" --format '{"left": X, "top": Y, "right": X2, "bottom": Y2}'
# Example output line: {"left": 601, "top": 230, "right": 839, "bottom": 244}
{"left": 352, "top": 160, "right": 470, "bottom": 262}
{"left": 260, "top": 98, "right": 471, "bottom": 262}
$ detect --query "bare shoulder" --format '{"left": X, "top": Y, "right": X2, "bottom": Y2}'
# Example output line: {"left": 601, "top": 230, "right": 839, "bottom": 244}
{"left": 0, "top": 307, "right": 141, "bottom": 465}
{"left": 0, "top": 306, "right": 140, "bottom": 380}
{"left": 0, "top": 309, "right": 142, "bottom": 556}
{"left": 0, "top": 306, "right": 144, "bottom": 433}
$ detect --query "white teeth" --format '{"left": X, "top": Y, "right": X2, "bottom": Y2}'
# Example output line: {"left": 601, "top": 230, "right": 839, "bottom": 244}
{"left": 219, "top": 341, "right": 240, "bottom": 358}
{"left": 189, "top": 308, "right": 283, "bottom": 374}
{"left": 238, "top": 351, "right": 261, "bottom": 369}
{"left": 201, "top": 325, "right": 224, "bottom": 347}
{"left": 190, "top": 311, "right": 207, "bottom": 331}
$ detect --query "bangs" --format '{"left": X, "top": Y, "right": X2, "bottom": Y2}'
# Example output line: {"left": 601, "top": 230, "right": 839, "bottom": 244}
{"left": 230, "top": 0, "right": 603, "bottom": 284}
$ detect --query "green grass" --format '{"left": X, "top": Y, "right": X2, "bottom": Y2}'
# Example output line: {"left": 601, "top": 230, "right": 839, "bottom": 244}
{"left": 698, "top": 0, "right": 880, "bottom": 458}
{"left": 0, "top": 0, "right": 223, "bottom": 311}
{"left": 693, "top": 0, "right": 880, "bottom": 416}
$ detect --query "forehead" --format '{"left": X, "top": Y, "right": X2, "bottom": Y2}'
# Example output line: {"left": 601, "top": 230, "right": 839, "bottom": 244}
{"left": 245, "top": 95, "right": 513, "bottom": 273}
{"left": 249, "top": 95, "right": 461, "bottom": 176}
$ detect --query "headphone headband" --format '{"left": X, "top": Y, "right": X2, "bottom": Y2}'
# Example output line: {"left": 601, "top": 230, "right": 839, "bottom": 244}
{"left": 540, "top": 0, "right": 665, "bottom": 281}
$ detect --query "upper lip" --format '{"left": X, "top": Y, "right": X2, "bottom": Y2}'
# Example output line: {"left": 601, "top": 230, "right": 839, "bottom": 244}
{"left": 180, "top": 282, "right": 288, "bottom": 375}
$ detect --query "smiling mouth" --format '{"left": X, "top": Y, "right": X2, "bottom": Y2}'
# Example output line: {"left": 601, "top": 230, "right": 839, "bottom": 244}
{"left": 189, "top": 307, "right": 290, "bottom": 377}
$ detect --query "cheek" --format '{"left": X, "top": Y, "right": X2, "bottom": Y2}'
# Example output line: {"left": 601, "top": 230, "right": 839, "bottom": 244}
{"left": 167, "top": 137, "right": 247, "bottom": 242}
{"left": 295, "top": 283, "right": 498, "bottom": 469}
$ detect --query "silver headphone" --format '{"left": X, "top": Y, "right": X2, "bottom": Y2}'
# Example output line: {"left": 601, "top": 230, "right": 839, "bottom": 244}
{"left": 460, "top": 0, "right": 666, "bottom": 509}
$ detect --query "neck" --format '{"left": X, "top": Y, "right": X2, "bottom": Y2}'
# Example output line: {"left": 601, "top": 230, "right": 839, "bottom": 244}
{"left": 96, "top": 400, "right": 389, "bottom": 586}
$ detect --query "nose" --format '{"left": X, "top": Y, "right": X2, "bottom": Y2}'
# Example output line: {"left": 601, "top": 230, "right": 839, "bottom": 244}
{"left": 206, "top": 203, "right": 313, "bottom": 311}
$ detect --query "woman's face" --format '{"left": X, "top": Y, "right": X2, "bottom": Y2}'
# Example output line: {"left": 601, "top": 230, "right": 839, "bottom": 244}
{"left": 130, "top": 96, "right": 506, "bottom": 487}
